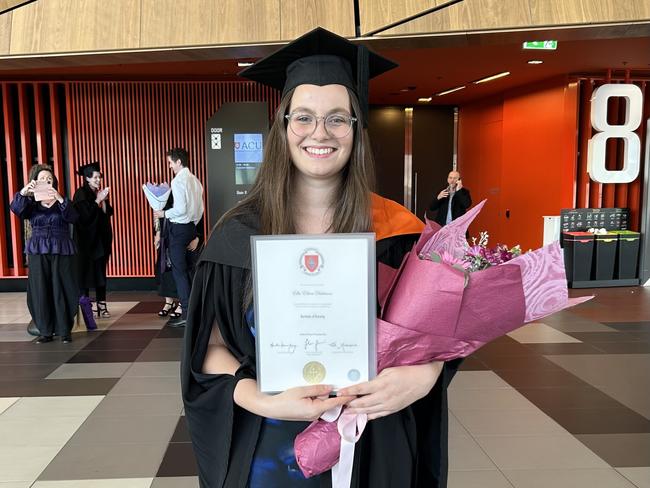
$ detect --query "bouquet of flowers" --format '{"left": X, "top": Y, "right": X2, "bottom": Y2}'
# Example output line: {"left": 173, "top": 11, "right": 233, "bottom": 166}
{"left": 141, "top": 182, "right": 171, "bottom": 211}
{"left": 294, "top": 200, "right": 591, "bottom": 488}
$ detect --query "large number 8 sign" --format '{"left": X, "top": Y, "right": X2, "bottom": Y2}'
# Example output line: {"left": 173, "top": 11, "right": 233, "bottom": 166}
{"left": 587, "top": 84, "right": 645, "bottom": 184}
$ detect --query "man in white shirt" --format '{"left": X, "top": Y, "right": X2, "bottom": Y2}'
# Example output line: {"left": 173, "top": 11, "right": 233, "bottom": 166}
{"left": 154, "top": 148, "right": 204, "bottom": 327}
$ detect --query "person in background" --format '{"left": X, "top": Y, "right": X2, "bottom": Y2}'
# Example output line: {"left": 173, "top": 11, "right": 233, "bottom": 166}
{"left": 10, "top": 164, "right": 78, "bottom": 343}
{"left": 153, "top": 148, "right": 204, "bottom": 328}
{"left": 73, "top": 162, "right": 114, "bottom": 318}
{"left": 154, "top": 193, "right": 203, "bottom": 318}
{"left": 154, "top": 195, "right": 179, "bottom": 317}
{"left": 428, "top": 170, "right": 472, "bottom": 226}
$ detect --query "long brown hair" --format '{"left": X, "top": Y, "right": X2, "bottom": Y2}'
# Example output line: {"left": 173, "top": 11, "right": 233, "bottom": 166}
{"left": 219, "top": 87, "right": 375, "bottom": 235}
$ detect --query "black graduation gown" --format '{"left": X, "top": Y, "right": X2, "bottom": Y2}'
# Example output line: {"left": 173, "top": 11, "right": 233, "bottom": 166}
{"left": 73, "top": 184, "right": 114, "bottom": 288}
{"left": 181, "top": 207, "right": 461, "bottom": 488}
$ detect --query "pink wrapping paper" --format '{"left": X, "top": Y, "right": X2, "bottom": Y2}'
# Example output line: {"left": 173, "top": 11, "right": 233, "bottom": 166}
{"left": 294, "top": 199, "right": 591, "bottom": 480}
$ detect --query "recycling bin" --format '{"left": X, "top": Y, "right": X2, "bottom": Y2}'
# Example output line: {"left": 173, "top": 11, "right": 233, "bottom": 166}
{"left": 592, "top": 232, "right": 617, "bottom": 280}
{"left": 609, "top": 230, "right": 640, "bottom": 279}
{"left": 562, "top": 231, "right": 594, "bottom": 282}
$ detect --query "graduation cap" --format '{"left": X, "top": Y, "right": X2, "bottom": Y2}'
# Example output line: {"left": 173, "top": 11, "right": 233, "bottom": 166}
{"left": 238, "top": 27, "right": 397, "bottom": 126}
{"left": 76, "top": 162, "right": 101, "bottom": 177}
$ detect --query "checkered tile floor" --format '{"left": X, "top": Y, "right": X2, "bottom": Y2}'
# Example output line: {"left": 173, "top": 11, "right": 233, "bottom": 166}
{"left": 0, "top": 288, "right": 649, "bottom": 488}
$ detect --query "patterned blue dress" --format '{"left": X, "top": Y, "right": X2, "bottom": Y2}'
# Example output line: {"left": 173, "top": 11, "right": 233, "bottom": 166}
{"left": 245, "top": 307, "right": 322, "bottom": 488}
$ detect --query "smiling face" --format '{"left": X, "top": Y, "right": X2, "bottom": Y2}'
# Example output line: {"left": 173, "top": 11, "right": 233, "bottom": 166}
{"left": 167, "top": 156, "right": 183, "bottom": 175}
{"left": 86, "top": 171, "right": 102, "bottom": 190}
{"left": 287, "top": 84, "right": 354, "bottom": 183}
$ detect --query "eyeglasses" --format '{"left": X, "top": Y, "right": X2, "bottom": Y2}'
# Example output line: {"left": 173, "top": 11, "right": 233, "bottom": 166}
{"left": 285, "top": 112, "right": 357, "bottom": 139}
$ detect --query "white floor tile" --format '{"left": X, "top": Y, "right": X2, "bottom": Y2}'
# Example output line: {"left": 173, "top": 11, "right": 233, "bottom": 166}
{"left": 508, "top": 322, "right": 582, "bottom": 343}
{"left": 0, "top": 398, "right": 19, "bottom": 415}
{"left": 616, "top": 467, "right": 650, "bottom": 488}
{"left": 2, "top": 396, "right": 104, "bottom": 419}
{"left": 448, "top": 470, "right": 514, "bottom": 488}
{"left": 0, "top": 445, "right": 61, "bottom": 482}
{"left": 475, "top": 435, "right": 609, "bottom": 470}
{"left": 449, "top": 371, "right": 514, "bottom": 390}
{"left": 32, "top": 479, "right": 154, "bottom": 487}
{"left": 503, "top": 468, "right": 638, "bottom": 488}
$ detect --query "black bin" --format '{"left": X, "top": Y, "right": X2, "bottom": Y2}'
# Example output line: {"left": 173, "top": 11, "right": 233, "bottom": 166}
{"left": 563, "top": 232, "right": 594, "bottom": 282}
{"left": 611, "top": 230, "right": 640, "bottom": 279}
{"left": 592, "top": 233, "right": 617, "bottom": 280}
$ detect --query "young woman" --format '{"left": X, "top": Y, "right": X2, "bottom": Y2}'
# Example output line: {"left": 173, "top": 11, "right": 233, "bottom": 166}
{"left": 10, "top": 165, "right": 79, "bottom": 343}
{"left": 73, "top": 162, "right": 113, "bottom": 318}
{"left": 182, "top": 28, "right": 460, "bottom": 488}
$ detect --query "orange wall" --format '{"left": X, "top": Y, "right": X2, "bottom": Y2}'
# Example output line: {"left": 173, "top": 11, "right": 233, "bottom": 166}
{"left": 458, "top": 77, "right": 578, "bottom": 251}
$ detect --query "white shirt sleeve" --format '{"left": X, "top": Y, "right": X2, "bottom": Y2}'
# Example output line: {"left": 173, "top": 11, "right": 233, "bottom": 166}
{"left": 165, "top": 174, "right": 188, "bottom": 221}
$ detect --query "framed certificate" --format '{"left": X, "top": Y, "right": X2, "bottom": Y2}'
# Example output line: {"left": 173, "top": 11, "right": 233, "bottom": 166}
{"left": 251, "top": 233, "right": 376, "bottom": 393}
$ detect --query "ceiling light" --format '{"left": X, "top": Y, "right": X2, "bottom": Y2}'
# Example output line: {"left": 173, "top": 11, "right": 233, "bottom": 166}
{"left": 435, "top": 85, "right": 466, "bottom": 96}
{"left": 527, "top": 60, "right": 543, "bottom": 65}
{"left": 418, "top": 97, "right": 432, "bottom": 102}
{"left": 473, "top": 72, "right": 510, "bottom": 84}
{"left": 237, "top": 62, "right": 254, "bottom": 67}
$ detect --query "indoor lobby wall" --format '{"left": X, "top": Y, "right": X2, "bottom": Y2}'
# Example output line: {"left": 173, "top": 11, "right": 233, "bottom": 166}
{"left": 459, "top": 75, "right": 650, "bottom": 252}
{"left": 458, "top": 77, "right": 578, "bottom": 251}
{"left": 0, "top": 80, "right": 280, "bottom": 279}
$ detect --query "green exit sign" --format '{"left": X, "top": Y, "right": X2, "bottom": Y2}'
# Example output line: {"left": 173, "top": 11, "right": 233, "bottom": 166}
{"left": 523, "top": 40, "right": 558, "bottom": 50}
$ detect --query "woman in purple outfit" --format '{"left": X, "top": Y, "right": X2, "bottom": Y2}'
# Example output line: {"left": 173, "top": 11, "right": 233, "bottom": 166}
{"left": 10, "top": 164, "right": 79, "bottom": 344}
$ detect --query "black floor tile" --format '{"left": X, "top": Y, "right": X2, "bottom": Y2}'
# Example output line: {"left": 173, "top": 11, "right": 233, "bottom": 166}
{"left": 592, "top": 341, "right": 650, "bottom": 354}
{"left": 479, "top": 354, "right": 563, "bottom": 372}
{"left": 92, "top": 330, "right": 159, "bottom": 340}
{"left": 137, "top": 348, "right": 183, "bottom": 362}
{"left": 0, "top": 363, "right": 60, "bottom": 380}
{"left": 127, "top": 301, "right": 172, "bottom": 314}
{"left": 0, "top": 378, "right": 119, "bottom": 396}
{"left": 569, "top": 331, "right": 643, "bottom": 343}
{"left": 546, "top": 407, "right": 650, "bottom": 435}
{"left": 524, "top": 343, "right": 604, "bottom": 355}
{"left": 472, "top": 336, "right": 534, "bottom": 358}
{"left": 156, "top": 327, "right": 186, "bottom": 339}
{"left": 518, "top": 386, "right": 625, "bottom": 411}
{"left": 170, "top": 417, "right": 192, "bottom": 443}
{"left": 0, "top": 350, "right": 77, "bottom": 365}
{"left": 67, "top": 349, "right": 143, "bottom": 363}
{"left": 496, "top": 368, "right": 589, "bottom": 388}
{"left": 156, "top": 442, "right": 198, "bottom": 477}
{"left": 458, "top": 356, "right": 488, "bottom": 371}
{"left": 81, "top": 338, "right": 154, "bottom": 351}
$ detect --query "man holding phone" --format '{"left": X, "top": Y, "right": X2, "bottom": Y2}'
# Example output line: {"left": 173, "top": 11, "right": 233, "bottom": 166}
{"left": 428, "top": 170, "right": 472, "bottom": 226}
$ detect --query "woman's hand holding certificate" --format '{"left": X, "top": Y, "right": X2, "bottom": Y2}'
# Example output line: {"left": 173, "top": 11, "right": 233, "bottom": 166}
{"left": 340, "top": 362, "right": 443, "bottom": 420}
{"left": 234, "top": 379, "right": 353, "bottom": 421}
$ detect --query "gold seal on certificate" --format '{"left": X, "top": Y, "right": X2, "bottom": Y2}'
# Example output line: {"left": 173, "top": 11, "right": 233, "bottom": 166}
{"left": 303, "top": 361, "right": 326, "bottom": 384}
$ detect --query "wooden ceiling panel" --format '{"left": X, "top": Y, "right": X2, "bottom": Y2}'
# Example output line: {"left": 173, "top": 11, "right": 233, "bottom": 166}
{"left": 0, "top": 0, "right": 35, "bottom": 15}
{"left": 280, "top": 0, "right": 355, "bottom": 39}
{"left": 372, "top": 0, "right": 533, "bottom": 36}
{"left": 9, "top": 0, "right": 141, "bottom": 54}
{"left": 529, "top": 0, "right": 650, "bottom": 25}
{"left": 359, "top": 0, "right": 450, "bottom": 35}
{"left": 0, "top": 11, "right": 11, "bottom": 54}
{"left": 140, "top": 0, "right": 281, "bottom": 48}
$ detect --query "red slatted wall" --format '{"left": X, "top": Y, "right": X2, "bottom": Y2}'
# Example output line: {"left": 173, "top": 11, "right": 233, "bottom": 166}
{"left": 575, "top": 77, "right": 650, "bottom": 230}
{"left": 0, "top": 81, "right": 280, "bottom": 278}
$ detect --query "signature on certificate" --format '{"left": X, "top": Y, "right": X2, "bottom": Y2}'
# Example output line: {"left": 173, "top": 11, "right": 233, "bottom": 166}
{"left": 329, "top": 341, "right": 359, "bottom": 353}
{"left": 304, "top": 338, "right": 326, "bottom": 353}
{"left": 270, "top": 342, "right": 297, "bottom": 354}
